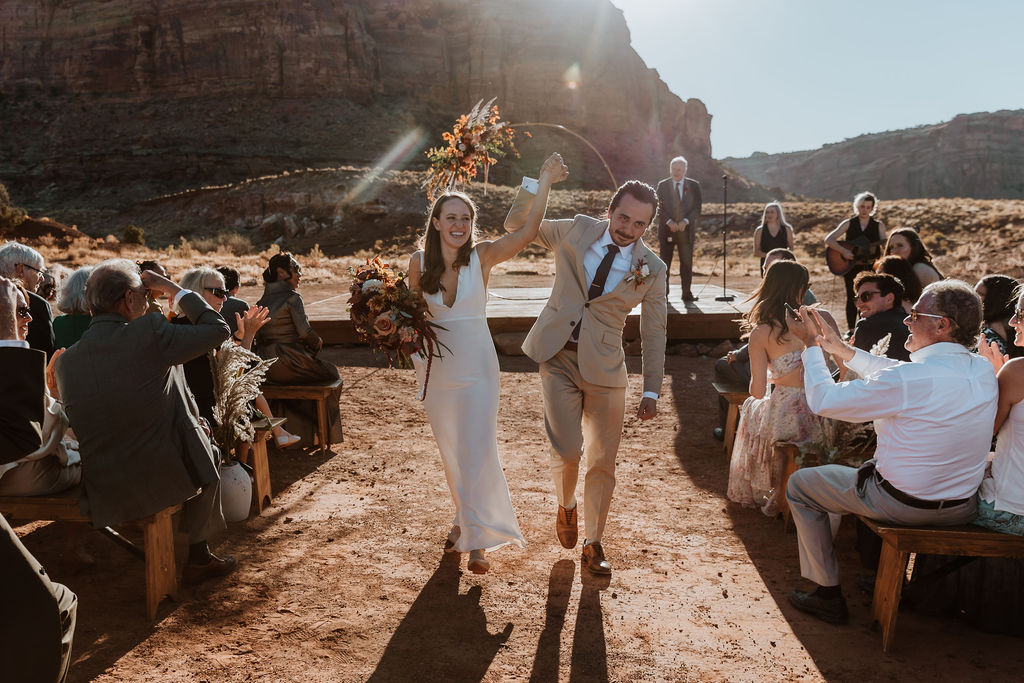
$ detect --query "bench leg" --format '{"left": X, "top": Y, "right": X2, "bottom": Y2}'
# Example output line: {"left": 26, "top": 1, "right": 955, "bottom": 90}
{"left": 872, "top": 539, "right": 909, "bottom": 653}
{"left": 142, "top": 509, "right": 178, "bottom": 620}
{"left": 251, "top": 433, "right": 273, "bottom": 513}
{"left": 724, "top": 404, "right": 740, "bottom": 456}
{"left": 777, "top": 444, "right": 800, "bottom": 530}
{"left": 316, "top": 397, "right": 330, "bottom": 454}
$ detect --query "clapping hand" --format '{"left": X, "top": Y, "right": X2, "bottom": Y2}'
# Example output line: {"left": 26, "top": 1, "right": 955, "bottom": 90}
{"left": 539, "top": 152, "right": 569, "bottom": 186}
{"left": 804, "top": 307, "right": 856, "bottom": 363}
{"left": 978, "top": 336, "right": 1009, "bottom": 374}
{"left": 236, "top": 305, "right": 270, "bottom": 350}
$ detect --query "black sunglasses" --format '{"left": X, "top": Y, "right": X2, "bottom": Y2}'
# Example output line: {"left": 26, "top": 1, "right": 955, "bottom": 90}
{"left": 16, "top": 305, "right": 32, "bottom": 319}
{"left": 856, "top": 291, "right": 881, "bottom": 303}
{"left": 204, "top": 287, "right": 228, "bottom": 299}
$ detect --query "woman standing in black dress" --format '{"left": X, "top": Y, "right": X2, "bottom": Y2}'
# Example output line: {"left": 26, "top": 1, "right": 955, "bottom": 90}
{"left": 752, "top": 202, "right": 794, "bottom": 275}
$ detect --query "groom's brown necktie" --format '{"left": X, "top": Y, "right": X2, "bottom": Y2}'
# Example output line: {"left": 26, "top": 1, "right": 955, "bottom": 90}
{"left": 570, "top": 244, "right": 619, "bottom": 343}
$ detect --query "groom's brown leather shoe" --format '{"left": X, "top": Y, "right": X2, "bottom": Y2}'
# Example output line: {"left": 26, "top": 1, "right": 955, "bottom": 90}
{"left": 556, "top": 505, "right": 578, "bottom": 549}
{"left": 582, "top": 542, "right": 612, "bottom": 575}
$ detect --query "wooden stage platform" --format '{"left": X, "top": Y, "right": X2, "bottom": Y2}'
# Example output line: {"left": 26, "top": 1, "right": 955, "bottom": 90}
{"left": 307, "top": 284, "right": 751, "bottom": 345}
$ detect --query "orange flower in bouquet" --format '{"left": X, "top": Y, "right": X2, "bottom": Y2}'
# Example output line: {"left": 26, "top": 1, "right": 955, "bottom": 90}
{"left": 424, "top": 97, "right": 525, "bottom": 200}
{"left": 348, "top": 256, "right": 450, "bottom": 398}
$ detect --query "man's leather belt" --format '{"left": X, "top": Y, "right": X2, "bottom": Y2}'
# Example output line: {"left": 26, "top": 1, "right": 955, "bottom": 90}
{"left": 564, "top": 340, "right": 579, "bottom": 352}
{"left": 875, "top": 472, "right": 971, "bottom": 510}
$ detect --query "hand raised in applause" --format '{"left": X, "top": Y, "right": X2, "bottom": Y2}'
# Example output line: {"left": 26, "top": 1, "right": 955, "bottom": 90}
{"left": 978, "top": 336, "right": 1009, "bottom": 375}
{"left": 236, "top": 305, "right": 270, "bottom": 350}
{"left": 804, "top": 307, "right": 856, "bottom": 364}
{"left": 538, "top": 152, "right": 569, "bottom": 186}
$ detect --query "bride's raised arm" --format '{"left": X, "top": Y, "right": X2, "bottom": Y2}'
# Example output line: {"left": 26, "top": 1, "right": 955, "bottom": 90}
{"left": 477, "top": 152, "right": 568, "bottom": 274}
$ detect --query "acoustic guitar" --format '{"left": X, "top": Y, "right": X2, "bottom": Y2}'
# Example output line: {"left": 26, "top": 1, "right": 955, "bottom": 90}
{"left": 825, "top": 236, "right": 885, "bottom": 276}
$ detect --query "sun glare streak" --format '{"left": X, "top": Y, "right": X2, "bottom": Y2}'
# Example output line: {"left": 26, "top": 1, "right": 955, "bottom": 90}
{"left": 563, "top": 62, "right": 581, "bottom": 90}
{"left": 344, "top": 127, "right": 428, "bottom": 204}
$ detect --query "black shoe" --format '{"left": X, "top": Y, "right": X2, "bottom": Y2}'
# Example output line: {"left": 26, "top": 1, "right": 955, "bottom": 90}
{"left": 712, "top": 427, "right": 725, "bottom": 442}
{"left": 682, "top": 292, "right": 698, "bottom": 302}
{"left": 788, "top": 589, "right": 849, "bottom": 624}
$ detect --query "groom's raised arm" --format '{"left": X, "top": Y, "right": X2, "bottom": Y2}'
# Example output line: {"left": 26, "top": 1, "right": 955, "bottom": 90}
{"left": 504, "top": 178, "right": 574, "bottom": 251}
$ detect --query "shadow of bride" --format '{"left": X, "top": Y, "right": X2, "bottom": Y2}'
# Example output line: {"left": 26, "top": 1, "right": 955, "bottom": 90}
{"left": 368, "top": 553, "right": 513, "bottom": 682}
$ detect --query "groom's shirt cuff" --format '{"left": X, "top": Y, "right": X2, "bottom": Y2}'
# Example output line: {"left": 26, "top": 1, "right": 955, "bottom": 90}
{"left": 641, "top": 391, "right": 658, "bottom": 400}
{"left": 520, "top": 176, "right": 539, "bottom": 194}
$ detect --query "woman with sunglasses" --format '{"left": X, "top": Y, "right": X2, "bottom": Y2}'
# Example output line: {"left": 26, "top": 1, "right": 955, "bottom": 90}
{"left": 174, "top": 267, "right": 300, "bottom": 449}
{"left": 727, "top": 260, "right": 838, "bottom": 516}
{"left": 976, "top": 274, "right": 1023, "bottom": 359}
{"left": 255, "top": 253, "right": 343, "bottom": 447}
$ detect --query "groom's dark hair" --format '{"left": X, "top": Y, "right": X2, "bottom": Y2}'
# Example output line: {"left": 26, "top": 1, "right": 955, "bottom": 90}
{"left": 607, "top": 181, "right": 659, "bottom": 225}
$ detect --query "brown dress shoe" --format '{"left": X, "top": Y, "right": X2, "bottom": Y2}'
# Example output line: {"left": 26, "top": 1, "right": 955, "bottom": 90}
{"left": 182, "top": 554, "right": 238, "bottom": 585}
{"left": 556, "top": 505, "right": 578, "bottom": 549}
{"left": 582, "top": 542, "right": 612, "bottom": 575}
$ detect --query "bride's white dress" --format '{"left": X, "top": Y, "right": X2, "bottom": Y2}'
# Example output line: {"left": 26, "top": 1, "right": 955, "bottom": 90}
{"left": 413, "top": 248, "right": 526, "bottom": 552}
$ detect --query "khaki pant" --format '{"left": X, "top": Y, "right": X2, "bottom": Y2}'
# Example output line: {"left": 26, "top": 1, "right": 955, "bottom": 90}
{"left": 540, "top": 348, "right": 625, "bottom": 542}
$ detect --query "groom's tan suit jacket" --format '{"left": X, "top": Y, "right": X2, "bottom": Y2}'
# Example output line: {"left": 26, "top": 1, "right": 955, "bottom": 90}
{"left": 504, "top": 187, "right": 668, "bottom": 395}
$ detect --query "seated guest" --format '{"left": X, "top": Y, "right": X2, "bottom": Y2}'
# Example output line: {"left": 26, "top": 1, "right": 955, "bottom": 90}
{"left": 175, "top": 267, "right": 299, "bottom": 449}
{"left": 216, "top": 266, "right": 250, "bottom": 338}
{"left": 882, "top": 228, "right": 942, "bottom": 288}
{"left": 0, "top": 512, "right": 77, "bottom": 683}
{"left": 849, "top": 272, "right": 910, "bottom": 362}
{"left": 873, "top": 255, "right": 918, "bottom": 313}
{"left": 0, "top": 277, "right": 80, "bottom": 496}
{"left": 784, "top": 280, "right": 997, "bottom": 624}
{"left": 38, "top": 263, "right": 68, "bottom": 303}
{"left": 976, "top": 274, "right": 1022, "bottom": 359}
{"left": 726, "top": 261, "right": 837, "bottom": 516}
{"left": 0, "top": 241, "right": 54, "bottom": 358}
{"left": 137, "top": 259, "right": 169, "bottom": 316}
{"left": 712, "top": 249, "right": 815, "bottom": 441}
{"left": 255, "top": 253, "right": 342, "bottom": 445}
{"left": 52, "top": 266, "right": 93, "bottom": 349}
{"left": 55, "top": 260, "right": 237, "bottom": 584}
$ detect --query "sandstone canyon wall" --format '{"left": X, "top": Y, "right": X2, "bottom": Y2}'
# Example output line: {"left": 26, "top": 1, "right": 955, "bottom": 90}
{"left": 723, "top": 110, "right": 1024, "bottom": 201}
{"left": 0, "top": 0, "right": 736, "bottom": 209}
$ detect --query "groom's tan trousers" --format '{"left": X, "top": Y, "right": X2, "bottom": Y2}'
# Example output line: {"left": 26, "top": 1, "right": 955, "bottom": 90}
{"left": 540, "top": 347, "right": 625, "bottom": 543}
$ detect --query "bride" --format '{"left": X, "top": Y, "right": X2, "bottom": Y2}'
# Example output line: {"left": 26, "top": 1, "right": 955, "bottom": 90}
{"left": 408, "top": 152, "right": 568, "bottom": 574}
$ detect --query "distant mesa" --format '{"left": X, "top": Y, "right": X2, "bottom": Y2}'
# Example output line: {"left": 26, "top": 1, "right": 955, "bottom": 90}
{"left": 722, "top": 110, "right": 1024, "bottom": 200}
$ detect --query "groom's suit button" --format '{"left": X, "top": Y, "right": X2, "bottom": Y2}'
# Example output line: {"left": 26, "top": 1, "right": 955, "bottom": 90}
{"left": 584, "top": 303, "right": 590, "bottom": 308}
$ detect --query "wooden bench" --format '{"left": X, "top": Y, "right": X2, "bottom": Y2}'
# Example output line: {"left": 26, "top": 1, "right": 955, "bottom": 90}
{"left": 858, "top": 515, "right": 1024, "bottom": 652}
{"left": 262, "top": 379, "right": 343, "bottom": 454}
{"left": 249, "top": 417, "right": 287, "bottom": 513}
{"left": 0, "top": 489, "right": 181, "bottom": 620}
{"left": 712, "top": 381, "right": 749, "bottom": 456}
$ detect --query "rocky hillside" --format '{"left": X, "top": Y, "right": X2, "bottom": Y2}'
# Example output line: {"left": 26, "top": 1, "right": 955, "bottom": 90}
{"left": 723, "top": 110, "right": 1024, "bottom": 200}
{"left": 0, "top": 0, "right": 775, "bottom": 213}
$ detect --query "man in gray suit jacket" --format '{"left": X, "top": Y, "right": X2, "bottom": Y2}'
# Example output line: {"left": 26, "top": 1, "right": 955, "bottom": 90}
{"left": 56, "top": 259, "right": 237, "bottom": 584}
{"left": 655, "top": 156, "right": 702, "bottom": 301}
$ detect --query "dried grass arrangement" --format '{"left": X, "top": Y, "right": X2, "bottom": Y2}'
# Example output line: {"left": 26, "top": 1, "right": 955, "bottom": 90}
{"left": 209, "top": 340, "right": 277, "bottom": 451}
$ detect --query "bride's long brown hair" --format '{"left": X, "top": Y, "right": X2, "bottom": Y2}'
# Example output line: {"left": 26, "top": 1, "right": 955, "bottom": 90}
{"left": 419, "top": 191, "right": 478, "bottom": 295}
{"left": 741, "top": 260, "right": 809, "bottom": 341}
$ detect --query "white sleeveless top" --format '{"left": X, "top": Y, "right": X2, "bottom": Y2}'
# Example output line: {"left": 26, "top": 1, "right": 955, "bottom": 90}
{"left": 981, "top": 396, "right": 1024, "bottom": 514}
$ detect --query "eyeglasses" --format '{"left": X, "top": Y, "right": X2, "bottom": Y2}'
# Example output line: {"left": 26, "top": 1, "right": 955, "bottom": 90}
{"left": 906, "top": 308, "right": 948, "bottom": 323}
{"left": 857, "top": 291, "right": 881, "bottom": 303}
{"left": 204, "top": 287, "right": 228, "bottom": 299}
{"left": 1012, "top": 307, "right": 1024, "bottom": 323}
{"left": 16, "top": 305, "right": 32, "bottom": 319}
{"left": 19, "top": 263, "right": 43, "bottom": 274}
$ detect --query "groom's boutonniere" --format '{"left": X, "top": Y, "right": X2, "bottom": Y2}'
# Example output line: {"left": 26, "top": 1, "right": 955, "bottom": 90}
{"left": 625, "top": 258, "right": 650, "bottom": 287}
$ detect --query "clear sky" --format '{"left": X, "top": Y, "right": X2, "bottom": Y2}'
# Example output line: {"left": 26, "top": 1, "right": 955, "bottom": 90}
{"left": 611, "top": 0, "right": 1024, "bottom": 158}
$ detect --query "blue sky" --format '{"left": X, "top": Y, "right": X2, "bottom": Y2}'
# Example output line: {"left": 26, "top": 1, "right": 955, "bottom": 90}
{"left": 611, "top": 0, "right": 1024, "bottom": 158}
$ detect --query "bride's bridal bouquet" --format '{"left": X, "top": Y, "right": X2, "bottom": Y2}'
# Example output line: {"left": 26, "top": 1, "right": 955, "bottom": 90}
{"left": 348, "top": 257, "right": 449, "bottom": 395}
{"left": 424, "top": 97, "right": 523, "bottom": 199}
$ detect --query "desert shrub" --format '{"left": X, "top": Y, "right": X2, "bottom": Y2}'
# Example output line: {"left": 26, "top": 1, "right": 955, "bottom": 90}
{"left": 123, "top": 224, "right": 145, "bottom": 245}
{"left": 177, "top": 236, "right": 193, "bottom": 259}
{"left": 0, "top": 182, "right": 26, "bottom": 228}
{"left": 306, "top": 243, "right": 325, "bottom": 265}
{"left": 217, "top": 231, "right": 253, "bottom": 255}
{"left": 189, "top": 236, "right": 219, "bottom": 253}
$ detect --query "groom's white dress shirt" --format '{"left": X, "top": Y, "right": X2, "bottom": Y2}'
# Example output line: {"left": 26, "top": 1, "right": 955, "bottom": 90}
{"left": 801, "top": 342, "right": 997, "bottom": 500}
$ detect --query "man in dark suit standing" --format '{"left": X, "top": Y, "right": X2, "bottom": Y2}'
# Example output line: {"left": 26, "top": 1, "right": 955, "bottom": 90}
{"left": 655, "top": 156, "right": 702, "bottom": 301}
{"left": 56, "top": 259, "right": 237, "bottom": 584}
{"left": 0, "top": 241, "right": 55, "bottom": 358}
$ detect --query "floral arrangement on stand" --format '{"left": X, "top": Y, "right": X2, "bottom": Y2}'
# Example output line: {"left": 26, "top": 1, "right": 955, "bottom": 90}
{"left": 210, "top": 341, "right": 277, "bottom": 455}
{"left": 348, "top": 256, "right": 449, "bottom": 398}
{"left": 424, "top": 97, "right": 524, "bottom": 200}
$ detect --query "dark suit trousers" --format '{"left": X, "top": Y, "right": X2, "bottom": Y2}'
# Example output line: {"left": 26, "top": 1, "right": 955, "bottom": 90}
{"left": 659, "top": 234, "right": 694, "bottom": 295}
{"left": 183, "top": 477, "right": 226, "bottom": 545}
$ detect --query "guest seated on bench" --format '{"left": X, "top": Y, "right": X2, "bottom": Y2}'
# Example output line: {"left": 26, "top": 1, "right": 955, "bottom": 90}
{"left": 216, "top": 266, "right": 250, "bottom": 339}
{"left": 0, "top": 277, "right": 81, "bottom": 496}
{"left": 783, "top": 280, "right": 997, "bottom": 624}
{"left": 255, "top": 253, "right": 342, "bottom": 445}
{"left": 55, "top": 260, "right": 238, "bottom": 585}
{"left": 52, "top": 266, "right": 93, "bottom": 349}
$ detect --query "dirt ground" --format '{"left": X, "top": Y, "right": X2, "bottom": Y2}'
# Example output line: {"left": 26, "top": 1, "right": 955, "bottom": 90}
{"left": 12, "top": 348, "right": 1024, "bottom": 681}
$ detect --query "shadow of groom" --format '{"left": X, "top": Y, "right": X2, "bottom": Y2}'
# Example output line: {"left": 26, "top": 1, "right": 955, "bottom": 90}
{"left": 368, "top": 553, "right": 513, "bottom": 682}
{"left": 529, "top": 559, "right": 611, "bottom": 683}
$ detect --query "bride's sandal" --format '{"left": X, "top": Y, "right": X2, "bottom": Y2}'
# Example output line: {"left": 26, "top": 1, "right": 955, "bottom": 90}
{"left": 444, "top": 526, "right": 461, "bottom": 553}
{"left": 467, "top": 549, "right": 490, "bottom": 574}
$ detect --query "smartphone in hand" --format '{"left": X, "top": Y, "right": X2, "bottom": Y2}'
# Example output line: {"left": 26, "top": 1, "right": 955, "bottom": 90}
{"left": 784, "top": 303, "right": 801, "bottom": 321}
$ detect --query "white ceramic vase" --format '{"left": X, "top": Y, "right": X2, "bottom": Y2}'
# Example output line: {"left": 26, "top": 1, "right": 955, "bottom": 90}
{"left": 220, "top": 460, "right": 252, "bottom": 523}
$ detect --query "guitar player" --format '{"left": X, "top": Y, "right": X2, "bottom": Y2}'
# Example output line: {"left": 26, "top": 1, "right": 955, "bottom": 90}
{"left": 824, "top": 191, "right": 888, "bottom": 330}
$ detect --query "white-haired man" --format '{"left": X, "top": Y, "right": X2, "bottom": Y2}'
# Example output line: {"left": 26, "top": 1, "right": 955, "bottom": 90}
{"left": 0, "top": 241, "right": 54, "bottom": 358}
{"left": 655, "top": 156, "right": 702, "bottom": 301}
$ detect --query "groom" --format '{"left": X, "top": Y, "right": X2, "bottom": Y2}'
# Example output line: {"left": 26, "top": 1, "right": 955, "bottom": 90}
{"left": 505, "top": 178, "right": 668, "bottom": 575}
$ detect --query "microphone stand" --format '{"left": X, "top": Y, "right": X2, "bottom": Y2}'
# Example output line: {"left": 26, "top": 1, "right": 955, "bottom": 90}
{"left": 715, "top": 174, "right": 735, "bottom": 302}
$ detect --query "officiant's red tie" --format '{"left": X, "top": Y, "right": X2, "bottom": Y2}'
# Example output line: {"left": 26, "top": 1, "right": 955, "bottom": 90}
{"left": 570, "top": 244, "right": 619, "bottom": 343}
